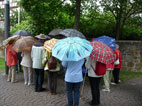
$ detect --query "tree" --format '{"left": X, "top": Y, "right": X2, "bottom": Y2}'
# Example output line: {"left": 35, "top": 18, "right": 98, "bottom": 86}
{"left": 20, "top": 0, "right": 74, "bottom": 35}
{"left": 73, "top": 0, "right": 81, "bottom": 29}
{"left": 100, "top": 0, "right": 142, "bottom": 40}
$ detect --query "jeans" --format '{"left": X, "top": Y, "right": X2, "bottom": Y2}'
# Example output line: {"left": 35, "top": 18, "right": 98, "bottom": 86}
{"left": 34, "top": 69, "right": 44, "bottom": 91}
{"left": 66, "top": 82, "right": 81, "bottom": 106}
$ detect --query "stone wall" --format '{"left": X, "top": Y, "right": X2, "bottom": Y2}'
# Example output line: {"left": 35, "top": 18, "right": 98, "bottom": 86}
{"left": 117, "top": 40, "right": 142, "bottom": 72}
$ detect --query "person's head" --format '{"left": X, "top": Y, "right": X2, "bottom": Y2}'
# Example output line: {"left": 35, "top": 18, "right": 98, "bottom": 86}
{"left": 8, "top": 39, "right": 16, "bottom": 45}
{"left": 116, "top": 44, "right": 119, "bottom": 49}
{"left": 35, "top": 34, "right": 47, "bottom": 42}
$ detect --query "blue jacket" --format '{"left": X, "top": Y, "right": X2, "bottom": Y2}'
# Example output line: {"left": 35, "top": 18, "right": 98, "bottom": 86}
{"left": 62, "top": 59, "right": 84, "bottom": 83}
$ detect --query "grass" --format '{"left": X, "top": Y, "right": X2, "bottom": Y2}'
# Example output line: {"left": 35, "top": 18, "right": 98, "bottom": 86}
{"left": 0, "top": 58, "right": 5, "bottom": 71}
{"left": 119, "top": 71, "right": 142, "bottom": 82}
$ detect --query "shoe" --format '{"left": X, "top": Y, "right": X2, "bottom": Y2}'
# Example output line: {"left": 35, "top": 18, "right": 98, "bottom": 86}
{"left": 7, "top": 79, "right": 10, "bottom": 82}
{"left": 119, "top": 80, "right": 121, "bottom": 82}
{"left": 11, "top": 80, "right": 18, "bottom": 83}
{"left": 50, "top": 92, "right": 56, "bottom": 95}
{"left": 24, "top": 82, "right": 28, "bottom": 85}
{"left": 28, "top": 82, "right": 31, "bottom": 86}
{"left": 39, "top": 88, "right": 46, "bottom": 92}
{"left": 102, "top": 89, "right": 110, "bottom": 92}
{"left": 111, "top": 82, "right": 116, "bottom": 85}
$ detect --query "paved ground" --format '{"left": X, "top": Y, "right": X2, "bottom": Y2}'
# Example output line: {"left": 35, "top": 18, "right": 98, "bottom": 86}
{"left": 0, "top": 71, "right": 142, "bottom": 106}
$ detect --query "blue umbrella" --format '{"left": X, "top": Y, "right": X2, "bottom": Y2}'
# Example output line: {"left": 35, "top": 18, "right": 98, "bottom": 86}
{"left": 52, "top": 37, "right": 93, "bottom": 61}
{"left": 93, "top": 35, "right": 116, "bottom": 50}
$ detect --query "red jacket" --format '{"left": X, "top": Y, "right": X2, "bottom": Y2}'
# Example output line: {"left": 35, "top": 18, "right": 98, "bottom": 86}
{"left": 6, "top": 45, "right": 17, "bottom": 66}
{"left": 114, "top": 49, "right": 122, "bottom": 69}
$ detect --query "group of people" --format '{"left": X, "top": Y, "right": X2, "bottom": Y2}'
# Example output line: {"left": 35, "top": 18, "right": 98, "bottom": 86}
{"left": 5, "top": 34, "right": 122, "bottom": 106}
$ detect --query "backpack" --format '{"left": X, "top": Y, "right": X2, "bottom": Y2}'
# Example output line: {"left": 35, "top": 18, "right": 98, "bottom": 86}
{"left": 91, "top": 62, "right": 106, "bottom": 75}
{"left": 48, "top": 56, "right": 57, "bottom": 70}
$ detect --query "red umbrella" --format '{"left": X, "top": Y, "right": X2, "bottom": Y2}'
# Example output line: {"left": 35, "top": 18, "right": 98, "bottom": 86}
{"left": 90, "top": 41, "right": 115, "bottom": 64}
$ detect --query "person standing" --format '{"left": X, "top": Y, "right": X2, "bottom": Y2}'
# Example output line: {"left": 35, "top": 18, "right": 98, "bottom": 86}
{"left": 7, "top": 40, "right": 18, "bottom": 83}
{"left": 112, "top": 44, "right": 122, "bottom": 85}
{"left": 102, "top": 63, "right": 114, "bottom": 92}
{"left": 85, "top": 57, "right": 106, "bottom": 106}
{"left": 21, "top": 50, "right": 33, "bottom": 85}
{"left": 62, "top": 59, "right": 84, "bottom": 106}
{"left": 31, "top": 34, "right": 46, "bottom": 92}
{"left": 42, "top": 50, "right": 60, "bottom": 95}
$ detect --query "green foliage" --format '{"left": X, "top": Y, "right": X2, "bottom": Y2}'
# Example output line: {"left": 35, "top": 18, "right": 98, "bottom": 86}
{"left": 0, "top": 9, "right": 4, "bottom": 20}
{"left": 0, "top": 58, "right": 5, "bottom": 71}
{"left": 20, "top": 0, "right": 74, "bottom": 35}
{"left": 80, "top": 11, "right": 116, "bottom": 39}
{"left": 100, "top": 0, "right": 142, "bottom": 39}
{"left": 9, "top": 0, "right": 142, "bottom": 40}
{"left": 10, "top": 9, "right": 28, "bottom": 27}
{"left": 10, "top": 16, "right": 36, "bottom": 35}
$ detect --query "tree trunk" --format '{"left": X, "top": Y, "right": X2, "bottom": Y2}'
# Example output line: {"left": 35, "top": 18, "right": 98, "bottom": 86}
{"left": 115, "top": 18, "right": 121, "bottom": 40}
{"left": 73, "top": 0, "right": 81, "bottom": 30}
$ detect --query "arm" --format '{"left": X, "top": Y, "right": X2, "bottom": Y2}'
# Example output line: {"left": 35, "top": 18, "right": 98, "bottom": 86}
{"left": 42, "top": 49, "right": 48, "bottom": 67}
{"left": 62, "top": 61, "right": 68, "bottom": 68}
{"left": 85, "top": 57, "right": 91, "bottom": 70}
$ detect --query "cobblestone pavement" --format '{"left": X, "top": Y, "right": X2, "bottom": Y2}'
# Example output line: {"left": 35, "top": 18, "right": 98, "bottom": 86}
{"left": 0, "top": 71, "right": 142, "bottom": 106}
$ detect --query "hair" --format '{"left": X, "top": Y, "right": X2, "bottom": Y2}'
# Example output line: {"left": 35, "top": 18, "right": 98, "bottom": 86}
{"left": 8, "top": 39, "right": 16, "bottom": 45}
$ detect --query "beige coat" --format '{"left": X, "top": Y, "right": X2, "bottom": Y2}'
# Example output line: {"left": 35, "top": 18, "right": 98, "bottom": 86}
{"left": 21, "top": 51, "right": 32, "bottom": 67}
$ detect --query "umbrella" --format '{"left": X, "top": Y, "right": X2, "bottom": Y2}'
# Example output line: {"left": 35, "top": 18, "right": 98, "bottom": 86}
{"left": 93, "top": 35, "right": 116, "bottom": 50}
{"left": 59, "top": 29, "right": 86, "bottom": 39}
{"left": 13, "top": 30, "right": 32, "bottom": 37}
{"left": 1, "top": 35, "right": 20, "bottom": 48}
{"left": 90, "top": 41, "right": 115, "bottom": 64}
{"left": 12, "top": 36, "right": 36, "bottom": 52}
{"left": 52, "top": 37, "right": 93, "bottom": 61}
{"left": 0, "top": 43, "right": 4, "bottom": 50}
{"left": 44, "top": 38, "right": 58, "bottom": 52}
{"left": 48, "top": 29, "right": 63, "bottom": 36}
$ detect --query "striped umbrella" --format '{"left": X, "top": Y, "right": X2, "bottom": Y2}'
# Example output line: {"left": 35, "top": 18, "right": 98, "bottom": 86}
{"left": 59, "top": 29, "right": 86, "bottom": 39}
{"left": 90, "top": 41, "right": 115, "bottom": 64}
{"left": 52, "top": 37, "right": 93, "bottom": 61}
{"left": 44, "top": 38, "right": 58, "bottom": 52}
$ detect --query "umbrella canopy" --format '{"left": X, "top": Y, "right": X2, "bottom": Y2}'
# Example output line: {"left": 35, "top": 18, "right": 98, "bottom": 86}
{"left": 0, "top": 43, "right": 4, "bottom": 50}
{"left": 93, "top": 35, "right": 116, "bottom": 50}
{"left": 52, "top": 37, "right": 93, "bottom": 61}
{"left": 12, "top": 36, "right": 36, "bottom": 52}
{"left": 1, "top": 35, "right": 20, "bottom": 48}
{"left": 90, "top": 41, "right": 115, "bottom": 64}
{"left": 44, "top": 38, "right": 58, "bottom": 52}
{"left": 59, "top": 29, "right": 86, "bottom": 39}
{"left": 48, "top": 29, "right": 63, "bottom": 36}
{"left": 13, "top": 30, "right": 32, "bottom": 37}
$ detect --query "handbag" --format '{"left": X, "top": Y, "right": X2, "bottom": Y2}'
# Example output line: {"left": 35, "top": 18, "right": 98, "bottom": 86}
{"left": 91, "top": 62, "right": 106, "bottom": 75}
{"left": 114, "top": 53, "right": 119, "bottom": 65}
